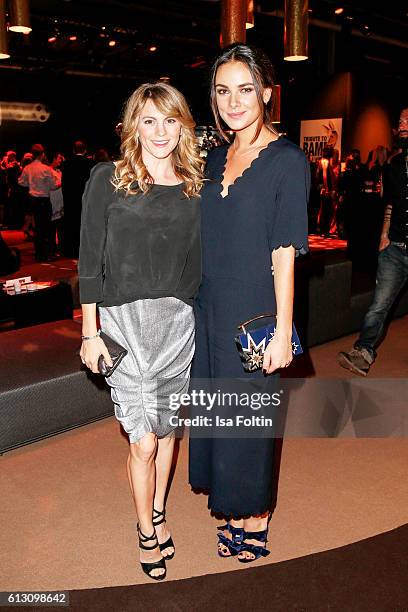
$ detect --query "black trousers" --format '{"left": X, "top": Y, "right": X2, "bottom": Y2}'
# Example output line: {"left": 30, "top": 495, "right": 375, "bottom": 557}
{"left": 317, "top": 193, "right": 335, "bottom": 235}
{"left": 31, "top": 196, "right": 52, "bottom": 261}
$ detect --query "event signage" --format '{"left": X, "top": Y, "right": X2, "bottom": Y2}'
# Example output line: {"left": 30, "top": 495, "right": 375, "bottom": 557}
{"left": 300, "top": 118, "right": 342, "bottom": 161}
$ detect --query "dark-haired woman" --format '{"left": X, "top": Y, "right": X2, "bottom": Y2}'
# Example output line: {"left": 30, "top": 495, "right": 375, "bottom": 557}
{"left": 189, "top": 44, "right": 310, "bottom": 562}
{"left": 79, "top": 83, "right": 204, "bottom": 580}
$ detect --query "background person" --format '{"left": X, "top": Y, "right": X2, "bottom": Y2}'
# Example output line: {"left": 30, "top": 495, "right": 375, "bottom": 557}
{"left": 18, "top": 144, "right": 60, "bottom": 262}
{"left": 50, "top": 153, "right": 65, "bottom": 257}
{"left": 62, "top": 140, "right": 94, "bottom": 259}
{"left": 337, "top": 108, "right": 408, "bottom": 375}
{"left": 316, "top": 146, "right": 336, "bottom": 237}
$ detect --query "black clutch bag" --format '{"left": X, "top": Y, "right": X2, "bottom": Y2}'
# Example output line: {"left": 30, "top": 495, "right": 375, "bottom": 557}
{"left": 97, "top": 331, "right": 128, "bottom": 377}
{"left": 235, "top": 313, "right": 303, "bottom": 373}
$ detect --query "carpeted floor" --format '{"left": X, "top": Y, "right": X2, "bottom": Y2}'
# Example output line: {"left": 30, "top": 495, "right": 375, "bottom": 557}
{"left": 63, "top": 523, "right": 408, "bottom": 611}
{"left": 2, "top": 422, "right": 408, "bottom": 590}
{"left": 0, "top": 231, "right": 78, "bottom": 282}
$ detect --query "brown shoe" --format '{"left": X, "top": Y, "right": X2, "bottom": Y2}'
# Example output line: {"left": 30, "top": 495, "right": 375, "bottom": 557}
{"left": 337, "top": 348, "right": 373, "bottom": 376}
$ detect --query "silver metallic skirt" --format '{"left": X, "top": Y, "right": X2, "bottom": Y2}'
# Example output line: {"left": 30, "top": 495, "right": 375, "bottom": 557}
{"left": 99, "top": 297, "right": 195, "bottom": 443}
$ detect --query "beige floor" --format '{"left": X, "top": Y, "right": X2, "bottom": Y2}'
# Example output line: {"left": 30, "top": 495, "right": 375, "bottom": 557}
{"left": 1, "top": 317, "right": 408, "bottom": 590}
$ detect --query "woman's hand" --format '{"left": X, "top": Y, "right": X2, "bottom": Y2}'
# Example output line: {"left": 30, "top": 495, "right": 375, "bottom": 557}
{"left": 80, "top": 337, "right": 113, "bottom": 374}
{"left": 262, "top": 331, "right": 293, "bottom": 375}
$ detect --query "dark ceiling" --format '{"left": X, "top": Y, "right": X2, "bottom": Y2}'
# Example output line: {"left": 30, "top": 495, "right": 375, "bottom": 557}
{"left": 1, "top": 1, "right": 407, "bottom": 152}
{"left": 2, "top": 0, "right": 407, "bottom": 81}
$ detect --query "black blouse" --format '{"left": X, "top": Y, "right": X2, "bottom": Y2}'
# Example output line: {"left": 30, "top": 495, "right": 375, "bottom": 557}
{"left": 78, "top": 162, "right": 201, "bottom": 307}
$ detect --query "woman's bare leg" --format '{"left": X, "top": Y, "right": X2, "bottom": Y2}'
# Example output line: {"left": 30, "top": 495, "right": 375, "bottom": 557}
{"left": 238, "top": 512, "right": 270, "bottom": 561}
{"left": 153, "top": 433, "right": 176, "bottom": 557}
{"left": 127, "top": 432, "right": 165, "bottom": 578}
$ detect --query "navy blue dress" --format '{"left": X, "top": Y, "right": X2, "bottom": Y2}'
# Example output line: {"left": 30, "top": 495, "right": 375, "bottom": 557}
{"left": 189, "top": 137, "right": 310, "bottom": 518}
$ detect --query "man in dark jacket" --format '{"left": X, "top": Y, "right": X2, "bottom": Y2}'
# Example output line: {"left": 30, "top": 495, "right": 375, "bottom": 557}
{"left": 62, "top": 140, "right": 93, "bottom": 258}
{"left": 337, "top": 109, "right": 408, "bottom": 375}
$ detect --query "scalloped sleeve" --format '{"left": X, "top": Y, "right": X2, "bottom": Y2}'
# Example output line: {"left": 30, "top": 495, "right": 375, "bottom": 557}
{"left": 268, "top": 150, "right": 310, "bottom": 256}
{"left": 78, "top": 163, "right": 112, "bottom": 304}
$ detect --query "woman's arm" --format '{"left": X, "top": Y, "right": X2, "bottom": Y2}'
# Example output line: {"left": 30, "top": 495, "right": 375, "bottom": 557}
{"left": 263, "top": 148, "right": 310, "bottom": 374}
{"left": 262, "top": 246, "right": 295, "bottom": 374}
{"left": 78, "top": 164, "right": 113, "bottom": 373}
{"left": 79, "top": 303, "right": 112, "bottom": 373}
{"left": 82, "top": 303, "right": 98, "bottom": 337}
{"left": 78, "top": 164, "right": 111, "bottom": 304}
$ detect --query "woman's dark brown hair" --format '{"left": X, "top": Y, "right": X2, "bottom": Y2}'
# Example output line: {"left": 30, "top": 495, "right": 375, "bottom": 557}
{"left": 210, "top": 43, "right": 279, "bottom": 143}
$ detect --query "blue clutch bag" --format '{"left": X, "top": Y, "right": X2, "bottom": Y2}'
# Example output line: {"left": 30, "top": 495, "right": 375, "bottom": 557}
{"left": 235, "top": 313, "right": 303, "bottom": 372}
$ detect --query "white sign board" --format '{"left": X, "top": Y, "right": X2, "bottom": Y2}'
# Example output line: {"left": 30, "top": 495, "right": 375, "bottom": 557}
{"left": 300, "top": 118, "right": 342, "bottom": 161}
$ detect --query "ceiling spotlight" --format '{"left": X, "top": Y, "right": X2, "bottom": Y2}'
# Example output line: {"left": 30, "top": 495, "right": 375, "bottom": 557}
{"left": 48, "top": 36, "right": 57, "bottom": 43}
{"left": 149, "top": 46, "right": 157, "bottom": 52}
{"left": 69, "top": 35, "right": 77, "bottom": 41}
{"left": 108, "top": 40, "right": 116, "bottom": 47}
{"left": 284, "top": 0, "right": 308, "bottom": 62}
{"left": 9, "top": 0, "right": 32, "bottom": 34}
{"left": 0, "top": 1, "right": 10, "bottom": 59}
{"left": 246, "top": 0, "right": 254, "bottom": 29}
{"left": 334, "top": 7, "right": 344, "bottom": 15}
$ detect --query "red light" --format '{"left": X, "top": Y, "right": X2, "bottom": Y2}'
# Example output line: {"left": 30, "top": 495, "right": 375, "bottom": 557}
{"left": 149, "top": 46, "right": 157, "bottom": 52}
{"left": 69, "top": 35, "right": 77, "bottom": 41}
{"left": 334, "top": 7, "right": 344, "bottom": 14}
{"left": 108, "top": 40, "right": 116, "bottom": 47}
{"left": 190, "top": 59, "right": 206, "bottom": 69}
{"left": 48, "top": 36, "right": 57, "bottom": 43}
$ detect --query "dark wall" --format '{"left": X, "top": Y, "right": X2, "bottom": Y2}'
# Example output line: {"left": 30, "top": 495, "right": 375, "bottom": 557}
{"left": 0, "top": 59, "right": 404, "bottom": 161}
{"left": 283, "top": 67, "right": 402, "bottom": 160}
{"left": 0, "top": 67, "right": 212, "bottom": 158}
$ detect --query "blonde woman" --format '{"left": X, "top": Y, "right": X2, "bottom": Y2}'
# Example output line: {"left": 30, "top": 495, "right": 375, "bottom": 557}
{"left": 78, "top": 83, "right": 204, "bottom": 580}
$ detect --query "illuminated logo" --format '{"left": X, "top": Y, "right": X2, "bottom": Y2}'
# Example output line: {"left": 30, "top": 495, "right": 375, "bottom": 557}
{"left": 0, "top": 102, "right": 50, "bottom": 125}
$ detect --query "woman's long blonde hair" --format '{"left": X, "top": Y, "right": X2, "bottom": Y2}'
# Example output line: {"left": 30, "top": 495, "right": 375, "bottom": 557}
{"left": 112, "top": 83, "right": 204, "bottom": 198}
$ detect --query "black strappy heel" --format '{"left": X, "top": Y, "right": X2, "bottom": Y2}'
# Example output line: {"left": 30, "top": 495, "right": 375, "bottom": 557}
{"left": 152, "top": 508, "right": 175, "bottom": 560}
{"left": 137, "top": 525, "right": 166, "bottom": 580}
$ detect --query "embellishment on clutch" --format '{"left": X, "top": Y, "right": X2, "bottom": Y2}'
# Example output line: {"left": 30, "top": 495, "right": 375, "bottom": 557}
{"left": 242, "top": 333, "right": 266, "bottom": 371}
{"left": 235, "top": 315, "right": 303, "bottom": 373}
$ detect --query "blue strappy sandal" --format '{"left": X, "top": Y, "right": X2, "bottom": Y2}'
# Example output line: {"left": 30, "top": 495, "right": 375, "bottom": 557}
{"left": 217, "top": 523, "right": 245, "bottom": 557}
{"left": 237, "top": 528, "right": 271, "bottom": 563}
